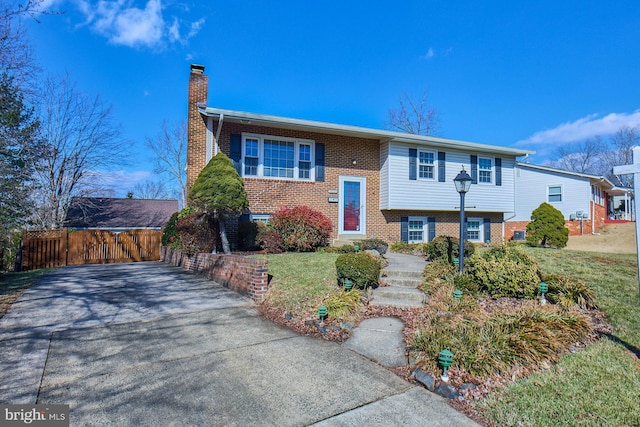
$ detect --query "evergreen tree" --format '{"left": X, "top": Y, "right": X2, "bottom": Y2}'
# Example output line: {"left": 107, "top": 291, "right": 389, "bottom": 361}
{"left": 189, "top": 153, "right": 249, "bottom": 254}
{"left": 526, "top": 202, "right": 569, "bottom": 248}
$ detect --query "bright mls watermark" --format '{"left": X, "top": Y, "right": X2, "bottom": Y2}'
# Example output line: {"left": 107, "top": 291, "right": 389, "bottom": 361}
{"left": 1, "top": 405, "right": 69, "bottom": 426}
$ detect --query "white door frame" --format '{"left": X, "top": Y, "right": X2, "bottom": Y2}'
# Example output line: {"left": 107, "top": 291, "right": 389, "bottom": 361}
{"left": 339, "top": 175, "right": 366, "bottom": 235}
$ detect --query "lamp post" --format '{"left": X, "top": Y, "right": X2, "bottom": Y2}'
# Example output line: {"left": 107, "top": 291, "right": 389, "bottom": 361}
{"left": 453, "top": 168, "right": 473, "bottom": 273}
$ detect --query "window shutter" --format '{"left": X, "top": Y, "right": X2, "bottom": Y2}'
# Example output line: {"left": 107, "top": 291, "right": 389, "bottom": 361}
{"left": 438, "top": 152, "right": 446, "bottom": 182}
{"left": 409, "top": 149, "right": 417, "bottom": 180}
{"left": 315, "top": 143, "right": 325, "bottom": 182}
{"left": 401, "top": 217, "right": 409, "bottom": 243}
{"left": 427, "top": 217, "right": 436, "bottom": 242}
{"left": 484, "top": 218, "right": 491, "bottom": 243}
{"left": 495, "top": 158, "right": 502, "bottom": 186}
{"left": 470, "top": 155, "right": 478, "bottom": 184}
{"left": 230, "top": 134, "right": 242, "bottom": 174}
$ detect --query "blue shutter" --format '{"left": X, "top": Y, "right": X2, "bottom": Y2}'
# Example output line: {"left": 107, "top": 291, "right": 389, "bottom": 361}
{"left": 427, "top": 217, "right": 436, "bottom": 242}
{"left": 409, "top": 149, "right": 417, "bottom": 180}
{"left": 470, "top": 155, "right": 478, "bottom": 184}
{"left": 438, "top": 152, "right": 446, "bottom": 182}
{"left": 495, "top": 158, "right": 502, "bottom": 186}
{"left": 484, "top": 218, "right": 491, "bottom": 243}
{"left": 315, "top": 143, "right": 325, "bottom": 182}
{"left": 401, "top": 217, "right": 409, "bottom": 243}
{"left": 230, "top": 134, "right": 242, "bottom": 174}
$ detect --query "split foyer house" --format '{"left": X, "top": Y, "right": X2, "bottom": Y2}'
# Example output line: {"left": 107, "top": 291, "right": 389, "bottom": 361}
{"left": 187, "top": 64, "right": 535, "bottom": 245}
{"left": 506, "top": 163, "right": 633, "bottom": 238}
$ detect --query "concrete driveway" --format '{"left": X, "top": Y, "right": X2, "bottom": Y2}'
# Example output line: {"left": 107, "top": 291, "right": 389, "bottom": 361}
{"left": 0, "top": 262, "right": 478, "bottom": 426}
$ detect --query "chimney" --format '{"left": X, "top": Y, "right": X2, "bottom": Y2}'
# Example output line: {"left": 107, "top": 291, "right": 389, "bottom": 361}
{"left": 187, "top": 64, "right": 208, "bottom": 189}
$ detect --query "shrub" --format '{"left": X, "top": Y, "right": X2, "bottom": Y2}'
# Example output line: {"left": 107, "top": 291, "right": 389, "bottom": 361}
{"left": 543, "top": 274, "right": 598, "bottom": 310}
{"left": 356, "top": 239, "right": 389, "bottom": 255}
{"left": 261, "top": 231, "right": 285, "bottom": 254}
{"left": 321, "top": 245, "right": 356, "bottom": 254}
{"left": 237, "top": 220, "right": 267, "bottom": 251}
{"left": 270, "top": 206, "right": 332, "bottom": 252}
{"left": 390, "top": 241, "right": 424, "bottom": 254}
{"left": 175, "top": 212, "right": 217, "bottom": 256}
{"left": 526, "top": 202, "right": 569, "bottom": 248}
{"left": 162, "top": 212, "right": 180, "bottom": 247}
{"left": 424, "top": 235, "right": 475, "bottom": 263}
{"left": 466, "top": 245, "right": 541, "bottom": 298}
{"left": 335, "top": 252, "right": 381, "bottom": 289}
{"left": 422, "top": 258, "right": 456, "bottom": 291}
{"left": 323, "top": 289, "right": 364, "bottom": 321}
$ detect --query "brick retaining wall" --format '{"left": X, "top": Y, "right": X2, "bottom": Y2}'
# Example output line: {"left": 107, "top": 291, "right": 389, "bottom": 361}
{"left": 160, "top": 247, "right": 268, "bottom": 301}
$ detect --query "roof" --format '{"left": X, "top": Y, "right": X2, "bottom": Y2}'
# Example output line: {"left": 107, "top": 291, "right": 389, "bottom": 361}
{"left": 64, "top": 197, "right": 179, "bottom": 229}
{"left": 516, "top": 162, "right": 633, "bottom": 194}
{"left": 198, "top": 105, "right": 534, "bottom": 157}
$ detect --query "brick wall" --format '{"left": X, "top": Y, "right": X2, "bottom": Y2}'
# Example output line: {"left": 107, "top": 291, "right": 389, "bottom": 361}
{"left": 187, "top": 65, "right": 208, "bottom": 189}
{"left": 160, "top": 246, "right": 268, "bottom": 301}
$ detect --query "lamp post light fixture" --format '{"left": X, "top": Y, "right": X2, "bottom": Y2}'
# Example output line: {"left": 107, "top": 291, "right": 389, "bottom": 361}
{"left": 453, "top": 168, "right": 473, "bottom": 273}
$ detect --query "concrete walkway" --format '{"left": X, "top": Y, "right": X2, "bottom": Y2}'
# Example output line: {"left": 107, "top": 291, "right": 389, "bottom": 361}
{"left": 0, "top": 262, "right": 479, "bottom": 426}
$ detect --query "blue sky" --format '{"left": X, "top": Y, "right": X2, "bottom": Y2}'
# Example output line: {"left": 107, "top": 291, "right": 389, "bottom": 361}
{"left": 27, "top": 1, "right": 640, "bottom": 196}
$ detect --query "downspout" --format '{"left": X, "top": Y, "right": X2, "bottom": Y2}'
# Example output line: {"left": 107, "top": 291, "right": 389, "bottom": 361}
{"left": 214, "top": 113, "right": 224, "bottom": 156}
{"left": 503, "top": 161, "right": 520, "bottom": 242}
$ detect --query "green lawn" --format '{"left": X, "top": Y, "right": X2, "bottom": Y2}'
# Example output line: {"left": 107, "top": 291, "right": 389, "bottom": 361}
{"left": 473, "top": 248, "right": 640, "bottom": 427}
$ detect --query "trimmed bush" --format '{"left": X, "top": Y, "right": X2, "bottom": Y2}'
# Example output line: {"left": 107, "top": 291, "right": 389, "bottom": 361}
{"left": 175, "top": 212, "right": 217, "bottom": 256}
{"left": 390, "top": 241, "right": 424, "bottom": 254}
{"left": 422, "top": 258, "right": 456, "bottom": 291}
{"left": 526, "top": 202, "right": 569, "bottom": 248}
{"left": 466, "top": 244, "right": 541, "bottom": 298}
{"left": 270, "top": 206, "right": 332, "bottom": 252}
{"left": 424, "top": 235, "right": 475, "bottom": 263}
{"left": 162, "top": 212, "right": 180, "bottom": 247}
{"left": 261, "top": 231, "right": 285, "bottom": 254}
{"left": 335, "top": 252, "right": 381, "bottom": 289}
{"left": 543, "top": 273, "right": 598, "bottom": 310}
{"left": 321, "top": 245, "right": 356, "bottom": 254}
{"left": 356, "top": 239, "right": 389, "bottom": 255}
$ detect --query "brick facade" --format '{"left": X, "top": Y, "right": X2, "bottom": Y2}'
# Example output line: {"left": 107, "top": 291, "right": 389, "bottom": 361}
{"left": 187, "top": 65, "right": 209, "bottom": 189}
{"left": 161, "top": 246, "right": 268, "bottom": 301}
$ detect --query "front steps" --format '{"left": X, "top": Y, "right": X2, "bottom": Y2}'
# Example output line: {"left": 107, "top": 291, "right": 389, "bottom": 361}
{"left": 371, "top": 253, "right": 426, "bottom": 308}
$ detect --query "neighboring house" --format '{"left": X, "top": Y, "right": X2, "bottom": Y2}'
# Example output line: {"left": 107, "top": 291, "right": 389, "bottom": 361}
{"left": 187, "top": 64, "right": 533, "bottom": 245}
{"left": 506, "top": 163, "right": 633, "bottom": 239}
{"left": 64, "top": 197, "right": 179, "bottom": 232}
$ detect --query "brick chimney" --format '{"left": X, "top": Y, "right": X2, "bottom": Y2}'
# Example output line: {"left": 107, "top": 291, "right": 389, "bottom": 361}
{"left": 187, "top": 64, "right": 208, "bottom": 189}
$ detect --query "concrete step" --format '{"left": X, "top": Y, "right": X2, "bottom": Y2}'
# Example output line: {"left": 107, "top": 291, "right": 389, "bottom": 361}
{"left": 383, "top": 277, "right": 423, "bottom": 288}
{"left": 384, "top": 269, "right": 423, "bottom": 279}
{"left": 370, "top": 287, "right": 426, "bottom": 308}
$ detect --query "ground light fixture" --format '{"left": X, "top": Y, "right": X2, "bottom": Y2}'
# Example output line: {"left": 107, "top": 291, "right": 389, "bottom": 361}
{"left": 453, "top": 168, "right": 473, "bottom": 273}
{"left": 539, "top": 281, "right": 548, "bottom": 305}
{"left": 453, "top": 289, "right": 463, "bottom": 301}
{"left": 438, "top": 349, "right": 454, "bottom": 382}
{"left": 353, "top": 244, "right": 360, "bottom": 253}
{"left": 318, "top": 305, "right": 328, "bottom": 320}
{"left": 344, "top": 279, "right": 353, "bottom": 291}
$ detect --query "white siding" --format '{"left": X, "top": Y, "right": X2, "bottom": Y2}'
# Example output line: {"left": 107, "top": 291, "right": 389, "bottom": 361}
{"left": 513, "top": 166, "right": 592, "bottom": 221}
{"left": 381, "top": 142, "right": 517, "bottom": 213}
{"left": 380, "top": 141, "right": 390, "bottom": 209}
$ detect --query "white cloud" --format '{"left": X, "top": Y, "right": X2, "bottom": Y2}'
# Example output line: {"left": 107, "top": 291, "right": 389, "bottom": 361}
{"left": 421, "top": 47, "right": 435, "bottom": 60}
{"left": 516, "top": 110, "right": 640, "bottom": 148}
{"left": 73, "top": 0, "right": 205, "bottom": 49}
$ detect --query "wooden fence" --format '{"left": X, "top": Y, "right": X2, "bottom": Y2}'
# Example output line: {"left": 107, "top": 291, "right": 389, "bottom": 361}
{"left": 21, "top": 229, "right": 162, "bottom": 271}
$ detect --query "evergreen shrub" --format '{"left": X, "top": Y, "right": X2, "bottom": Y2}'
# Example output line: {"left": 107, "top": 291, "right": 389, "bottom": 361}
{"left": 335, "top": 252, "right": 381, "bottom": 289}
{"left": 424, "top": 235, "right": 475, "bottom": 262}
{"left": 526, "top": 202, "right": 569, "bottom": 248}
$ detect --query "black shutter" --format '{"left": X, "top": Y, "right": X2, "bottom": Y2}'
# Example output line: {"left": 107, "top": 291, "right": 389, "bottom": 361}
{"left": 427, "top": 217, "right": 436, "bottom": 242}
{"left": 470, "top": 155, "right": 478, "bottom": 184}
{"left": 409, "top": 148, "right": 417, "bottom": 180}
{"left": 484, "top": 218, "right": 491, "bottom": 243}
{"left": 315, "top": 143, "right": 325, "bottom": 182}
{"left": 438, "top": 152, "right": 446, "bottom": 182}
{"left": 401, "top": 216, "right": 409, "bottom": 243}
{"left": 495, "top": 158, "right": 502, "bottom": 186}
{"left": 230, "top": 134, "right": 242, "bottom": 174}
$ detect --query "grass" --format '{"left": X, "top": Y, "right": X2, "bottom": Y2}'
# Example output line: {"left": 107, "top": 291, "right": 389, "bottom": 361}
{"left": 0, "top": 269, "right": 50, "bottom": 318}
{"left": 255, "top": 252, "right": 340, "bottom": 316}
{"left": 472, "top": 247, "right": 640, "bottom": 426}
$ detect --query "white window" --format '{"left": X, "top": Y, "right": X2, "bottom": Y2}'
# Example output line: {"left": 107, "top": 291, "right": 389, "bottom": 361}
{"left": 418, "top": 150, "right": 435, "bottom": 179}
{"left": 251, "top": 214, "right": 271, "bottom": 224}
{"left": 408, "top": 217, "right": 427, "bottom": 243}
{"left": 466, "top": 218, "right": 482, "bottom": 242}
{"left": 548, "top": 185, "right": 562, "bottom": 203}
{"left": 478, "top": 157, "right": 492, "bottom": 183}
{"left": 242, "top": 134, "right": 315, "bottom": 180}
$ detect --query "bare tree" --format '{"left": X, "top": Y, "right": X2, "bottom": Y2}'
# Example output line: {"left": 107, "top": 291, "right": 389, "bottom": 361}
{"left": 31, "top": 73, "right": 126, "bottom": 229}
{"left": 548, "top": 137, "right": 606, "bottom": 174}
{"left": 606, "top": 126, "right": 638, "bottom": 187}
{"left": 385, "top": 90, "right": 441, "bottom": 136}
{"left": 145, "top": 120, "right": 187, "bottom": 207}
{"left": 132, "top": 180, "right": 170, "bottom": 199}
